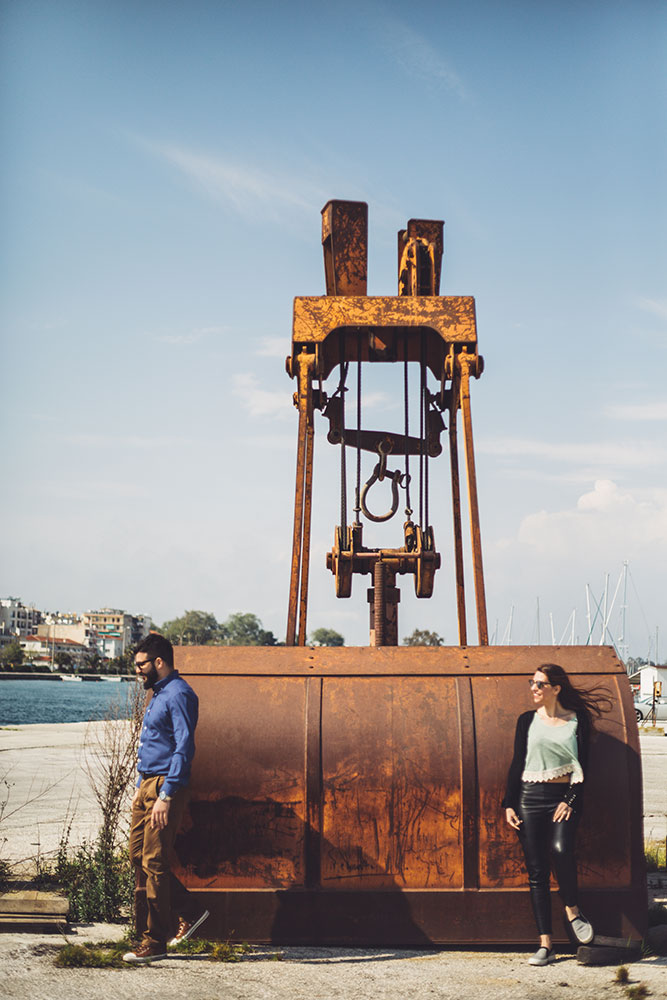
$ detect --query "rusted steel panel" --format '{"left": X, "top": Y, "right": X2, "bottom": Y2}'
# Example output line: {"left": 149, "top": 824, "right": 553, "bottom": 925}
{"left": 160, "top": 646, "right": 645, "bottom": 944}
{"left": 173, "top": 675, "right": 308, "bottom": 888}
{"left": 321, "top": 200, "right": 368, "bottom": 296}
{"left": 290, "top": 296, "right": 477, "bottom": 381}
{"left": 320, "top": 677, "right": 462, "bottom": 889}
{"left": 175, "top": 643, "right": 624, "bottom": 677}
{"left": 178, "top": 886, "right": 644, "bottom": 946}
{"left": 475, "top": 670, "right": 640, "bottom": 896}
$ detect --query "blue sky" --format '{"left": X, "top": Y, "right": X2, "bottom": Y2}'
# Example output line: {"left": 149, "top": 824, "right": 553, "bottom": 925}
{"left": 2, "top": 0, "right": 666, "bottom": 657}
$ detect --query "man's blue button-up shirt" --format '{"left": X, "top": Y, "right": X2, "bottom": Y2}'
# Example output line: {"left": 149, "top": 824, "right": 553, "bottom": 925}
{"left": 136, "top": 670, "right": 199, "bottom": 798}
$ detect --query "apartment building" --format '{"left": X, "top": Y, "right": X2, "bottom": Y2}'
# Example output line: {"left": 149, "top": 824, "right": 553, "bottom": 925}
{"left": 82, "top": 608, "right": 152, "bottom": 654}
{"left": 2, "top": 599, "right": 152, "bottom": 657}
{"left": 22, "top": 634, "right": 88, "bottom": 669}
{"left": 0, "top": 598, "right": 43, "bottom": 637}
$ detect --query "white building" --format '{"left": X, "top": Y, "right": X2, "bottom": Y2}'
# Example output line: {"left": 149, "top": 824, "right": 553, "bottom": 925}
{"left": 36, "top": 621, "right": 95, "bottom": 648}
{"left": 21, "top": 634, "right": 88, "bottom": 669}
{"left": 639, "top": 664, "right": 667, "bottom": 698}
{"left": 0, "top": 598, "right": 43, "bottom": 637}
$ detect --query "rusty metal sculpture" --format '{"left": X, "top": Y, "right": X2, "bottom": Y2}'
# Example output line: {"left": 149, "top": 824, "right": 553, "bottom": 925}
{"left": 286, "top": 200, "right": 486, "bottom": 647}
{"left": 139, "top": 200, "right": 646, "bottom": 948}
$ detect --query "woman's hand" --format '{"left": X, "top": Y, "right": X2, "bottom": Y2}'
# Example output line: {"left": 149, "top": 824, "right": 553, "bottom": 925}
{"left": 505, "top": 807, "right": 522, "bottom": 830}
{"left": 553, "top": 801, "right": 573, "bottom": 823}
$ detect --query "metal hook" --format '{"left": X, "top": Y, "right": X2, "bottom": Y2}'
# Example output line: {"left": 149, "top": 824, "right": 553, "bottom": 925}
{"left": 361, "top": 463, "right": 410, "bottom": 523}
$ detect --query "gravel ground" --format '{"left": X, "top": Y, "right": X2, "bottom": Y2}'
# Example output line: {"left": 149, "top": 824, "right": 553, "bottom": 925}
{"left": 1, "top": 922, "right": 666, "bottom": 1000}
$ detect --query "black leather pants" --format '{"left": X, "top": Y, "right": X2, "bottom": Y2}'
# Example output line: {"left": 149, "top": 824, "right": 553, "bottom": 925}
{"left": 517, "top": 782, "right": 580, "bottom": 935}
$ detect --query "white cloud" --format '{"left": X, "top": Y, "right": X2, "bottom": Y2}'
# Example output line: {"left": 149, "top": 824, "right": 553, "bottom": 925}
{"left": 152, "top": 325, "right": 226, "bottom": 346}
{"left": 480, "top": 436, "right": 667, "bottom": 468}
{"left": 606, "top": 401, "right": 667, "bottom": 421}
{"left": 142, "top": 141, "right": 326, "bottom": 221}
{"left": 516, "top": 480, "right": 667, "bottom": 556}
{"left": 256, "top": 337, "right": 289, "bottom": 358}
{"left": 47, "top": 481, "right": 147, "bottom": 501}
{"left": 376, "top": 17, "right": 468, "bottom": 100}
{"left": 62, "top": 433, "right": 192, "bottom": 449}
{"left": 232, "top": 373, "right": 293, "bottom": 420}
{"left": 359, "top": 391, "right": 394, "bottom": 412}
{"left": 637, "top": 297, "right": 667, "bottom": 321}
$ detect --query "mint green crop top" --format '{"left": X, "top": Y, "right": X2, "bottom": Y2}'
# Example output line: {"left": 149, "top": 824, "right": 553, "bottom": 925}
{"left": 521, "top": 713, "right": 584, "bottom": 784}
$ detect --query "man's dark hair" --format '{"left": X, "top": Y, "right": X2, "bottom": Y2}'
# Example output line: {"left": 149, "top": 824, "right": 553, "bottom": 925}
{"left": 135, "top": 633, "right": 174, "bottom": 669}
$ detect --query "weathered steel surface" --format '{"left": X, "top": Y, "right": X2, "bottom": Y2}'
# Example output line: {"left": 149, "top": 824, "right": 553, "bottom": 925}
{"left": 146, "top": 644, "right": 646, "bottom": 946}
{"left": 322, "top": 200, "right": 368, "bottom": 296}
{"left": 290, "top": 295, "right": 477, "bottom": 381}
{"left": 286, "top": 202, "right": 486, "bottom": 646}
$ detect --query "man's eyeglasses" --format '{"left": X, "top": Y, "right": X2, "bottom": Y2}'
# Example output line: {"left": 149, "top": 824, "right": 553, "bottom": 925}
{"left": 529, "top": 679, "right": 551, "bottom": 690}
{"left": 135, "top": 657, "right": 156, "bottom": 670}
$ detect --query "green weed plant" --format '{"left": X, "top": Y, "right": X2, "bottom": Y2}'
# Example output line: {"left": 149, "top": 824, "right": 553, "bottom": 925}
{"left": 55, "top": 939, "right": 131, "bottom": 969}
{"left": 644, "top": 840, "right": 666, "bottom": 872}
{"left": 50, "top": 832, "right": 134, "bottom": 922}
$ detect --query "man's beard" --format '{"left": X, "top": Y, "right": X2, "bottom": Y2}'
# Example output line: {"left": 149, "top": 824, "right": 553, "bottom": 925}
{"left": 141, "top": 665, "right": 159, "bottom": 689}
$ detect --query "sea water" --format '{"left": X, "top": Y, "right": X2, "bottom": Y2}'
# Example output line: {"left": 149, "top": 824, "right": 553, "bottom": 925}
{"left": 0, "top": 678, "right": 138, "bottom": 725}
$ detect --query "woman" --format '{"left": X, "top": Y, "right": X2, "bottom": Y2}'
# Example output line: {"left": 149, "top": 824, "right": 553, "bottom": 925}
{"left": 504, "top": 663, "right": 604, "bottom": 966}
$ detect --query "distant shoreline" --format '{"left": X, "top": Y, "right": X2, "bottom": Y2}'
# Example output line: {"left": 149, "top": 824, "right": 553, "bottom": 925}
{"left": 0, "top": 672, "right": 134, "bottom": 682}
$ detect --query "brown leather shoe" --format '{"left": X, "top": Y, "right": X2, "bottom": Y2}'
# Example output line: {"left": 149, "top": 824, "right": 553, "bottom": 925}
{"left": 168, "top": 909, "right": 210, "bottom": 947}
{"left": 122, "top": 941, "right": 168, "bottom": 963}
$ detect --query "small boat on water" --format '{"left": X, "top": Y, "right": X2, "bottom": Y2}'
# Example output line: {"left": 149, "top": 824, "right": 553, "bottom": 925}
{"left": 61, "top": 674, "right": 82, "bottom": 682}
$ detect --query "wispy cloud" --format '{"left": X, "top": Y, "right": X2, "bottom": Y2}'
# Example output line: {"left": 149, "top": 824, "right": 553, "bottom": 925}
{"left": 152, "top": 325, "right": 227, "bottom": 346}
{"left": 256, "top": 337, "right": 289, "bottom": 358}
{"left": 637, "top": 297, "right": 667, "bottom": 321}
{"left": 606, "top": 401, "right": 667, "bottom": 421}
{"left": 480, "top": 436, "right": 666, "bottom": 468}
{"left": 376, "top": 16, "right": 468, "bottom": 101}
{"left": 63, "top": 433, "right": 193, "bottom": 449}
{"left": 47, "top": 481, "right": 148, "bottom": 501}
{"left": 142, "top": 140, "right": 326, "bottom": 221}
{"left": 232, "top": 373, "right": 292, "bottom": 420}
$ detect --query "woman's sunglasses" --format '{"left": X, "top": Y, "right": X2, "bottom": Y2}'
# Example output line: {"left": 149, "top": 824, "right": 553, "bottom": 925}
{"left": 529, "top": 679, "right": 551, "bottom": 690}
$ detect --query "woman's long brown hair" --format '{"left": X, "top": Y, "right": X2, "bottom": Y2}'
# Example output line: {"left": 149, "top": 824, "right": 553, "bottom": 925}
{"left": 538, "top": 662, "right": 612, "bottom": 727}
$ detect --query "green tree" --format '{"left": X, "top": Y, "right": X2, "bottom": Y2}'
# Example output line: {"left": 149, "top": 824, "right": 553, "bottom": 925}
{"left": 161, "top": 610, "right": 225, "bottom": 646}
{"left": 0, "top": 641, "right": 24, "bottom": 670}
{"left": 222, "top": 612, "right": 277, "bottom": 646}
{"left": 403, "top": 628, "right": 444, "bottom": 647}
{"left": 84, "top": 652, "right": 103, "bottom": 674}
{"left": 309, "top": 628, "right": 345, "bottom": 647}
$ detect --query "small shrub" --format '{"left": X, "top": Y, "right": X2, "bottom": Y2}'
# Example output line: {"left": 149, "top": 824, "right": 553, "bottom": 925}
{"left": 0, "top": 856, "right": 11, "bottom": 893}
{"left": 51, "top": 834, "right": 134, "bottom": 923}
{"left": 615, "top": 966, "right": 630, "bottom": 984}
{"left": 625, "top": 985, "right": 650, "bottom": 1000}
{"left": 644, "top": 840, "right": 666, "bottom": 872}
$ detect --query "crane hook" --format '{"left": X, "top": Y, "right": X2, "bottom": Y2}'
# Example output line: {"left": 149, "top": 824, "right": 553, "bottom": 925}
{"left": 360, "top": 440, "right": 410, "bottom": 523}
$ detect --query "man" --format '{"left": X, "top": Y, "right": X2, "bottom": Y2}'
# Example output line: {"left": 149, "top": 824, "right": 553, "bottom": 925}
{"left": 123, "top": 633, "right": 209, "bottom": 964}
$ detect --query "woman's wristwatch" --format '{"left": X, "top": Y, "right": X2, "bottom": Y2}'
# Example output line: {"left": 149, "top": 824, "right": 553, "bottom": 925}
{"left": 159, "top": 790, "right": 172, "bottom": 802}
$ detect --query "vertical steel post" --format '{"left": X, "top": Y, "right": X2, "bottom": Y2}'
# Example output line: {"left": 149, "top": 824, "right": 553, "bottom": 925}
{"left": 448, "top": 374, "right": 468, "bottom": 647}
{"left": 297, "top": 412, "right": 315, "bottom": 646}
{"left": 459, "top": 353, "right": 488, "bottom": 645}
{"left": 287, "top": 351, "right": 315, "bottom": 646}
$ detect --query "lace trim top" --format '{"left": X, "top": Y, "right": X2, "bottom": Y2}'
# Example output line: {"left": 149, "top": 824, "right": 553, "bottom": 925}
{"left": 521, "top": 713, "right": 584, "bottom": 785}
